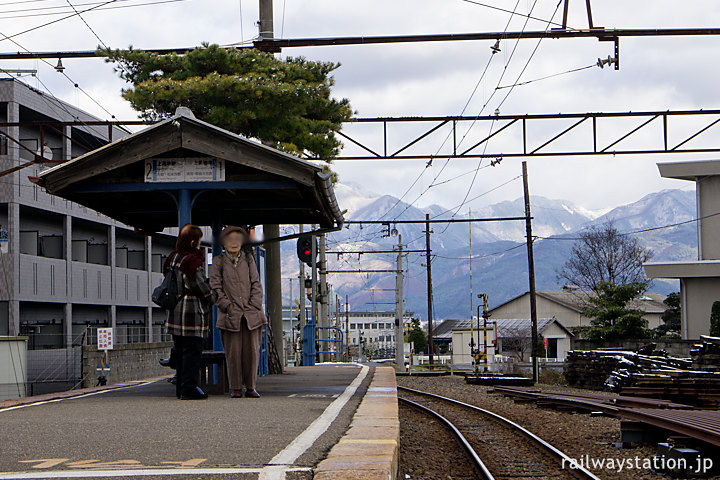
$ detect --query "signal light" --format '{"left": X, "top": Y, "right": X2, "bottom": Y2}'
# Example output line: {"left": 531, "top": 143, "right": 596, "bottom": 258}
{"left": 296, "top": 234, "right": 318, "bottom": 267}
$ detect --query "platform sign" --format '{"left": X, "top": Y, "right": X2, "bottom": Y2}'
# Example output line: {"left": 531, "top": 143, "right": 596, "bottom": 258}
{"left": 144, "top": 158, "right": 225, "bottom": 183}
{"left": 97, "top": 327, "right": 114, "bottom": 350}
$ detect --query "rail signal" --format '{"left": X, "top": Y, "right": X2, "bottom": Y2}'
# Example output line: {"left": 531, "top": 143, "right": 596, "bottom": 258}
{"left": 296, "top": 234, "right": 318, "bottom": 266}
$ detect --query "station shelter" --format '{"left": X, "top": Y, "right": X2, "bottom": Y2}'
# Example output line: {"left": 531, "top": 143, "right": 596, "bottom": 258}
{"left": 35, "top": 107, "right": 344, "bottom": 375}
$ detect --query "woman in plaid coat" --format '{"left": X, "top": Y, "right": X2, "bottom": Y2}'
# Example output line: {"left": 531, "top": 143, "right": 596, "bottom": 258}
{"left": 164, "top": 224, "right": 216, "bottom": 400}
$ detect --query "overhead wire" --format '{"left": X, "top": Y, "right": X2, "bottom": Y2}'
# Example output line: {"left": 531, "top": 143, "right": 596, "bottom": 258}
{"left": 434, "top": 0, "right": 564, "bottom": 238}
{"left": 0, "top": 0, "right": 186, "bottom": 19}
{"left": 63, "top": 0, "right": 108, "bottom": 49}
{"left": 496, "top": 63, "right": 595, "bottom": 89}
{"left": 458, "top": 0, "right": 575, "bottom": 30}
{"left": 379, "top": 0, "right": 522, "bottom": 222}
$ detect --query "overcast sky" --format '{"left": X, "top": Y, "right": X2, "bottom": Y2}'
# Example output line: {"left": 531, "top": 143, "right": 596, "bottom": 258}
{"left": 4, "top": 0, "right": 720, "bottom": 211}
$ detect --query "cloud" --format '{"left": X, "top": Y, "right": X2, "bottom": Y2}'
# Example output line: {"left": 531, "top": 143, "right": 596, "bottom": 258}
{"left": 2, "top": 0, "right": 719, "bottom": 211}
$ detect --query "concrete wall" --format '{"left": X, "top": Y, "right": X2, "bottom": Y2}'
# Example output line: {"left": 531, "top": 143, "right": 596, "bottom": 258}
{"left": 571, "top": 339, "right": 698, "bottom": 357}
{"left": 81, "top": 341, "right": 173, "bottom": 388}
{"left": 697, "top": 176, "right": 720, "bottom": 260}
{"left": 681, "top": 277, "right": 720, "bottom": 339}
{"left": 0, "top": 336, "right": 27, "bottom": 400}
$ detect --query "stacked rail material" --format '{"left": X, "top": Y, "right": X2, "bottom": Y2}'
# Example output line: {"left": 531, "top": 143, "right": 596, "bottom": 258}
{"left": 564, "top": 350, "right": 644, "bottom": 389}
{"left": 691, "top": 336, "right": 720, "bottom": 372}
{"left": 565, "top": 338, "right": 720, "bottom": 408}
{"left": 494, "top": 386, "right": 693, "bottom": 414}
{"left": 621, "top": 371, "right": 720, "bottom": 409}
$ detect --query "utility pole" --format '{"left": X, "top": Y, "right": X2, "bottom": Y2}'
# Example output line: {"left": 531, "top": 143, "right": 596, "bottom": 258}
{"left": 259, "top": 0, "right": 283, "bottom": 370}
{"left": 319, "top": 234, "right": 328, "bottom": 362}
{"left": 311, "top": 230, "right": 318, "bottom": 364}
{"left": 424, "top": 214, "right": 435, "bottom": 365}
{"left": 298, "top": 224, "right": 306, "bottom": 331}
{"left": 258, "top": 0, "right": 274, "bottom": 40}
{"left": 395, "top": 234, "right": 404, "bottom": 372}
{"left": 522, "top": 161, "right": 539, "bottom": 384}
{"left": 288, "top": 277, "right": 294, "bottom": 365}
{"left": 345, "top": 295, "right": 350, "bottom": 362}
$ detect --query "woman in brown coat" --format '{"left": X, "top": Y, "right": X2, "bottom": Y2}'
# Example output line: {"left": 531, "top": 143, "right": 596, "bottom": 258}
{"left": 210, "top": 226, "right": 267, "bottom": 398}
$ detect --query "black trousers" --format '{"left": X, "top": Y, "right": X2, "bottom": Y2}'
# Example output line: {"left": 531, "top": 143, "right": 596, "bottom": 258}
{"left": 172, "top": 335, "right": 203, "bottom": 398}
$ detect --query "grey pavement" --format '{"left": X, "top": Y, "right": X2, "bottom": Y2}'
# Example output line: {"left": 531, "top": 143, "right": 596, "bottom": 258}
{"left": 0, "top": 364, "right": 372, "bottom": 479}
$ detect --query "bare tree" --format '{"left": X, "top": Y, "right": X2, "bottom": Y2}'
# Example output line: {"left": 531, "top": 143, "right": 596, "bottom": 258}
{"left": 558, "top": 222, "right": 653, "bottom": 294}
{"left": 499, "top": 325, "right": 534, "bottom": 362}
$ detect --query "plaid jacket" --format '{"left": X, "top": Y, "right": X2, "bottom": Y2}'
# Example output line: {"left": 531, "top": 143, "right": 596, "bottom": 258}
{"left": 166, "top": 253, "right": 217, "bottom": 338}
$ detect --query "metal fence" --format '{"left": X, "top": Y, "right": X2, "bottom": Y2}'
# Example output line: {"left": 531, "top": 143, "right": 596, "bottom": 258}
{"left": 6, "top": 326, "right": 171, "bottom": 397}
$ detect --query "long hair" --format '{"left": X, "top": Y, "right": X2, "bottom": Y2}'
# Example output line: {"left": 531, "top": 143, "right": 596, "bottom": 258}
{"left": 176, "top": 224, "right": 203, "bottom": 251}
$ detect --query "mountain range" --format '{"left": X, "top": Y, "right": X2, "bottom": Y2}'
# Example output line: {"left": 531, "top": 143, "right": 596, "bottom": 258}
{"left": 281, "top": 184, "right": 696, "bottom": 321}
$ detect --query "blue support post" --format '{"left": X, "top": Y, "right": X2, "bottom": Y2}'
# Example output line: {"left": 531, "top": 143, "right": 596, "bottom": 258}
{"left": 177, "top": 189, "right": 192, "bottom": 227}
{"left": 302, "top": 322, "right": 316, "bottom": 366}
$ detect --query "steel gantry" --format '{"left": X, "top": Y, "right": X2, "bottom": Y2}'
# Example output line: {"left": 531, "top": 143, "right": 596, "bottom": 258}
{"left": 332, "top": 109, "right": 720, "bottom": 161}
{"left": 2, "top": 108, "right": 720, "bottom": 178}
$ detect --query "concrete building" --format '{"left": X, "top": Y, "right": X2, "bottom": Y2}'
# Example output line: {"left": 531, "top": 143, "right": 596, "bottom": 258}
{"left": 644, "top": 160, "right": 720, "bottom": 339}
{"left": 489, "top": 290, "right": 666, "bottom": 330}
{"left": 344, "top": 311, "right": 414, "bottom": 359}
{"left": 0, "top": 78, "right": 188, "bottom": 391}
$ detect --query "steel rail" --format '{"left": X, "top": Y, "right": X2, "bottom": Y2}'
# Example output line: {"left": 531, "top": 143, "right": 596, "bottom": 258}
{"left": 398, "top": 385, "right": 601, "bottom": 480}
{"left": 398, "top": 396, "right": 495, "bottom": 480}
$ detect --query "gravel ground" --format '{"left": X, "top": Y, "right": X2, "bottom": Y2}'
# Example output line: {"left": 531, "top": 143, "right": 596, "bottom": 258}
{"left": 399, "top": 402, "right": 478, "bottom": 480}
{"left": 398, "top": 375, "right": 720, "bottom": 480}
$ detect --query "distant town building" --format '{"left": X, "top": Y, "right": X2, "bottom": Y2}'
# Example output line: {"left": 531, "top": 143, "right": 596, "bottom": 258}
{"left": 644, "top": 160, "right": 720, "bottom": 339}
{"left": 488, "top": 289, "right": 666, "bottom": 330}
{"left": 450, "top": 317, "right": 573, "bottom": 364}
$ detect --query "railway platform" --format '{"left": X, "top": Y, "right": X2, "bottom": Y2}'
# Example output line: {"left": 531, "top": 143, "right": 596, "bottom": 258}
{"left": 0, "top": 364, "right": 400, "bottom": 480}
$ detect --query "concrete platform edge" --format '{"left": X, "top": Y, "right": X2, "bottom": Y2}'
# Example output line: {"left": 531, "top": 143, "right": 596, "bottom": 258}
{"left": 313, "top": 366, "right": 399, "bottom": 480}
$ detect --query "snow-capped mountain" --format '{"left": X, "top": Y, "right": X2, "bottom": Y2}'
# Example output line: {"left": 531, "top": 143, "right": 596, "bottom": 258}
{"left": 281, "top": 184, "right": 696, "bottom": 321}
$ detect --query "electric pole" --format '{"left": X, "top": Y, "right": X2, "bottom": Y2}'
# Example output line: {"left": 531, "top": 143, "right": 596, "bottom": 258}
{"left": 523, "top": 161, "right": 539, "bottom": 384}
{"left": 319, "top": 234, "right": 328, "bottom": 362}
{"left": 258, "top": 0, "right": 274, "bottom": 40}
{"left": 425, "top": 214, "right": 435, "bottom": 365}
{"left": 345, "top": 295, "right": 350, "bottom": 362}
{"left": 259, "top": 0, "right": 284, "bottom": 370}
{"left": 298, "top": 224, "right": 306, "bottom": 331}
{"left": 310, "top": 230, "right": 318, "bottom": 365}
{"left": 395, "top": 234, "right": 404, "bottom": 372}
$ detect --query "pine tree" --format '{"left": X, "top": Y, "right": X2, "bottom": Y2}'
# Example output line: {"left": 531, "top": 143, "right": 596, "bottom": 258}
{"left": 99, "top": 44, "right": 353, "bottom": 162}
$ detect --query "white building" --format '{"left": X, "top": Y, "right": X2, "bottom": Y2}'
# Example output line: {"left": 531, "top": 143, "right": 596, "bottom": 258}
{"left": 644, "top": 160, "right": 720, "bottom": 339}
{"left": 451, "top": 317, "right": 573, "bottom": 364}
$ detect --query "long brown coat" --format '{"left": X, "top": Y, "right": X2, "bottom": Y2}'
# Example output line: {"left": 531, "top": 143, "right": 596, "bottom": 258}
{"left": 210, "top": 251, "right": 267, "bottom": 331}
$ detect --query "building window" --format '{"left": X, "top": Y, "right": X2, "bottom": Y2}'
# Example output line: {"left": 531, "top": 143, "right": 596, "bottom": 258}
{"left": 372, "top": 323, "right": 377, "bottom": 329}
{"left": 364, "top": 323, "right": 370, "bottom": 329}
{"left": 350, "top": 323, "right": 356, "bottom": 329}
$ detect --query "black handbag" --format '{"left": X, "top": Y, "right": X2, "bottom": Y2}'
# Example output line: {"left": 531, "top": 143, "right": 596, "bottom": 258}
{"left": 152, "top": 264, "right": 182, "bottom": 310}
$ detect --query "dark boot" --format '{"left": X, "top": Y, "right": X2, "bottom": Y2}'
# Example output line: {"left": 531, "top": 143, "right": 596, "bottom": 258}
{"left": 159, "top": 347, "right": 178, "bottom": 369}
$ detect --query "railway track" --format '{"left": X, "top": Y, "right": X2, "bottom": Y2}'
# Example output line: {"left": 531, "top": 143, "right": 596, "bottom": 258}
{"left": 398, "top": 386, "right": 601, "bottom": 480}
